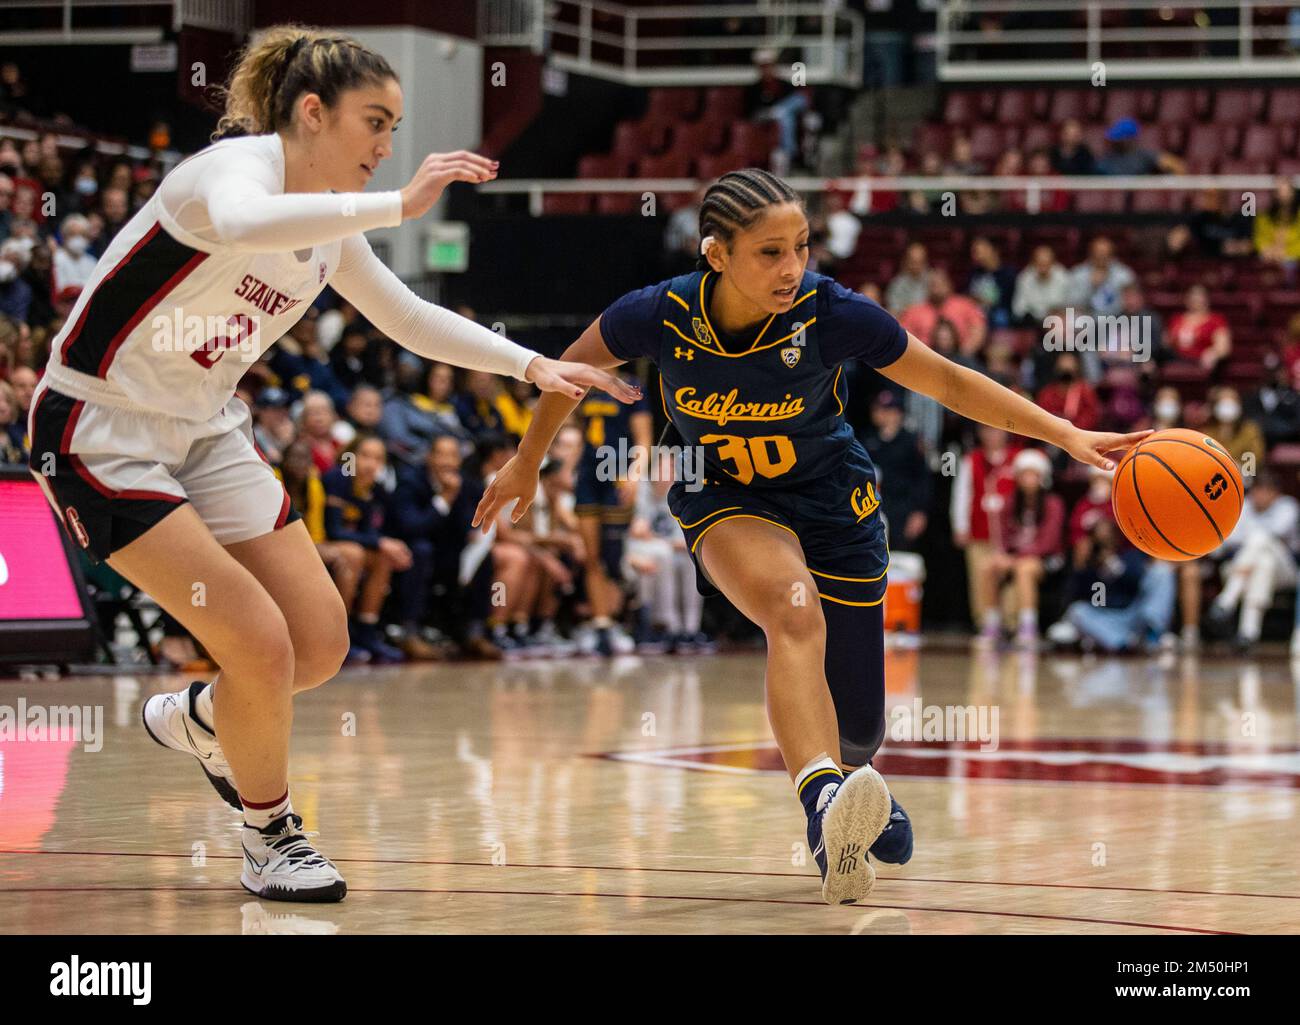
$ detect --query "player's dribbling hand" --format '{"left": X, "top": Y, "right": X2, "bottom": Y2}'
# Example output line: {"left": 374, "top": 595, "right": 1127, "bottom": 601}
{"left": 400, "top": 151, "right": 499, "bottom": 220}
{"left": 524, "top": 356, "right": 642, "bottom": 403}
{"left": 1062, "top": 427, "right": 1153, "bottom": 471}
{"left": 471, "top": 454, "right": 539, "bottom": 534}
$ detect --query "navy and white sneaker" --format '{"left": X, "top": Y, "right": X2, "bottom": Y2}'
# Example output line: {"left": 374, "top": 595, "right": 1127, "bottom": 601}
{"left": 868, "top": 795, "right": 914, "bottom": 865}
{"left": 807, "top": 765, "right": 893, "bottom": 905}
{"left": 241, "top": 813, "right": 347, "bottom": 903}
{"left": 142, "top": 681, "right": 240, "bottom": 810}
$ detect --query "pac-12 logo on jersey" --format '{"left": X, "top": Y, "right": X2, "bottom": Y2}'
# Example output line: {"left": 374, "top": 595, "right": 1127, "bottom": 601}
{"left": 691, "top": 317, "right": 716, "bottom": 348}
{"left": 64, "top": 506, "right": 91, "bottom": 549}
{"left": 780, "top": 346, "right": 801, "bottom": 367}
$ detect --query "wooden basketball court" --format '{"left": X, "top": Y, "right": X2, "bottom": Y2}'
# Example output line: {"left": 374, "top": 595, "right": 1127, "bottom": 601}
{"left": 0, "top": 648, "right": 1295, "bottom": 934}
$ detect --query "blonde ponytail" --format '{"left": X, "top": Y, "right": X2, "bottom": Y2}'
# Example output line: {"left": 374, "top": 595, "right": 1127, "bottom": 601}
{"left": 213, "top": 23, "right": 397, "bottom": 141}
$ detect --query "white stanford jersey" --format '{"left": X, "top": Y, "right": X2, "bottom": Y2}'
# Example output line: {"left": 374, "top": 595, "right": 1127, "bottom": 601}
{"left": 42, "top": 133, "right": 537, "bottom": 422}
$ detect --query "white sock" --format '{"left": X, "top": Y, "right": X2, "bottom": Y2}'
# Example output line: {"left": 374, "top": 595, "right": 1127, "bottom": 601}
{"left": 1239, "top": 605, "right": 1263, "bottom": 642}
{"left": 242, "top": 790, "right": 293, "bottom": 830}
{"left": 981, "top": 609, "right": 1000, "bottom": 630}
{"left": 795, "top": 753, "right": 843, "bottom": 812}
{"left": 1019, "top": 609, "right": 1038, "bottom": 629}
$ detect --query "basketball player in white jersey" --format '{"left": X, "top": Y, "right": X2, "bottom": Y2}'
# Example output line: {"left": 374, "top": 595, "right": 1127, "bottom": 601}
{"left": 27, "top": 25, "right": 640, "bottom": 903}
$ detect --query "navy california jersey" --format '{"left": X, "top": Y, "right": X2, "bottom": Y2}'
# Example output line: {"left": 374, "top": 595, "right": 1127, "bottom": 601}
{"left": 599, "top": 269, "right": 908, "bottom": 489}
{"left": 577, "top": 384, "right": 649, "bottom": 471}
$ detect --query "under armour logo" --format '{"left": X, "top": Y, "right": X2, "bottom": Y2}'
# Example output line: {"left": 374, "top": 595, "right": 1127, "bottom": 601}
{"left": 674, "top": 346, "right": 694, "bottom": 360}
{"left": 836, "top": 844, "right": 861, "bottom": 875}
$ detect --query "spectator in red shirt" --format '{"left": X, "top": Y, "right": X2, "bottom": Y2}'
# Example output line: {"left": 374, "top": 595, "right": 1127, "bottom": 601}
{"left": 298, "top": 390, "right": 343, "bottom": 474}
{"left": 1165, "top": 284, "right": 1231, "bottom": 374}
{"left": 1068, "top": 466, "right": 1115, "bottom": 557}
{"left": 899, "top": 268, "right": 987, "bottom": 352}
{"left": 951, "top": 425, "right": 1021, "bottom": 626}
{"left": 978, "top": 447, "right": 1065, "bottom": 648}
{"left": 1036, "top": 352, "right": 1101, "bottom": 431}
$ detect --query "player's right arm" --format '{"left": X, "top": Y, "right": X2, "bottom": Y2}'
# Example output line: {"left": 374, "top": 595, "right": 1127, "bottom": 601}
{"left": 472, "top": 280, "right": 665, "bottom": 532}
{"left": 472, "top": 318, "right": 622, "bottom": 532}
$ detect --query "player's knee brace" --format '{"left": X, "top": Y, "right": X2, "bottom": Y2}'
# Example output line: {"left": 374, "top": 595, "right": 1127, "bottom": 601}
{"left": 821, "top": 596, "right": 887, "bottom": 768}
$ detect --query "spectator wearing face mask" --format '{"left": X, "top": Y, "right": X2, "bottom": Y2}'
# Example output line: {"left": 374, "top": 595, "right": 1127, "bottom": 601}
{"left": 1036, "top": 353, "right": 1100, "bottom": 432}
{"left": 53, "top": 213, "right": 97, "bottom": 294}
{"left": 67, "top": 158, "right": 99, "bottom": 213}
{"left": 1204, "top": 386, "right": 1265, "bottom": 469}
{"left": 1147, "top": 386, "right": 1183, "bottom": 432}
{"left": 0, "top": 238, "right": 32, "bottom": 322}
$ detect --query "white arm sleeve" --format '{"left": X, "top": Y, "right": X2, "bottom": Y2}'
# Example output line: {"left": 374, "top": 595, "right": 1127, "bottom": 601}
{"left": 163, "top": 143, "right": 403, "bottom": 253}
{"left": 331, "top": 233, "right": 539, "bottom": 380}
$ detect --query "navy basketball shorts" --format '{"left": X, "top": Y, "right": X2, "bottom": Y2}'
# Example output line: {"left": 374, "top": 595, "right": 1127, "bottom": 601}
{"left": 666, "top": 454, "right": 889, "bottom": 605}
{"left": 574, "top": 457, "right": 633, "bottom": 523}
{"left": 27, "top": 383, "right": 299, "bottom": 564}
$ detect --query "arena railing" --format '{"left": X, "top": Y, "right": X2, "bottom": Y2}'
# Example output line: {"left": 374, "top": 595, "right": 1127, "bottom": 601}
{"left": 495, "top": 0, "right": 864, "bottom": 87}
{"left": 938, "top": 0, "right": 1300, "bottom": 81}
{"left": 479, "top": 174, "right": 1288, "bottom": 215}
{"left": 0, "top": 0, "right": 250, "bottom": 45}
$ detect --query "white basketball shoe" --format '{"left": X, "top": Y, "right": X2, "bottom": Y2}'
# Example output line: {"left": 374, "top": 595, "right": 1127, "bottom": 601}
{"left": 141, "top": 681, "right": 240, "bottom": 810}
{"left": 241, "top": 813, "right": 347, "bottom": 903}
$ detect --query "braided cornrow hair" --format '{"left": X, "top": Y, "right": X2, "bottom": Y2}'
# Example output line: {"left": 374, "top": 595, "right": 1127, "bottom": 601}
{"left": 212, "top": 23, "right": 398, "bottom": 141}
{"left": 696, "top": 168, "right": 802, "bottom": 272}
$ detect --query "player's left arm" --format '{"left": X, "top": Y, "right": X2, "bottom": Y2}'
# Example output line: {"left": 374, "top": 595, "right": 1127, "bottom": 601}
{"left": 879, "top": 334, "right": 1150, "bottom": 470}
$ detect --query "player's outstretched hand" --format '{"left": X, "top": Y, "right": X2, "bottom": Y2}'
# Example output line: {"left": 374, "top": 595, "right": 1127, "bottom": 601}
{"left": 400, "top": 151, "right": 498, "bottom": 221}
{"left": 1062, "top": 428, "right": 1153, "bottom": 471}
{"left": 472, "top": 454, "right": 540, "bottom": 534}
{"left": 524, "top": 355, "right": 642, "bottom": 403}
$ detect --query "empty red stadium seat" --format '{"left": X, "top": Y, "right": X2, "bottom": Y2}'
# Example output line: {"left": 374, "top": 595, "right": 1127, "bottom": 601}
{"left": 672, "top": 119, "right": 726, "bottom": 157}
{"left": 1268, "top": 88, "right": 1300, "bottom": 124}
{"left": 647, "top": 88, "right": 700, "bottom": 120}
{"left": 995, "top": 89, "right": 1035, "bottom": 124}
{"left": 1185, "top": 123, "right": 1238, "bottom": 165}
{"left": 594, "top": 192, "right": 640, "bottom": 215}
{"left": 1073, "top": 191, "right": 1127, "bottom": 215}
{"left": 1102, "top": 88, "right": 1151, "bottom": 123}
{"left": 967, "top": 123, "right": 1006, "bottom": 163}
{"left": 1048, "top": 89, "right": 1094, "bottom": 122}
{"left": 1240, "top": 125, "right": 1280, "bottom": 163}
{"left": 696, "top": 151, "right": 743, "bottom": 180}
{"left": 1153, "top": 88, "right": 1198, "bottom": 124}
{"left": 729, "top": 121, "right": 778, "bottom": 166}
{"left": 637, "top": 153, "right": 691, "bottom": 178}
{"left": 1211, "top": 88, "right": 1259, "bottom": 123}
{"left": 943, "top": 91, "right": 980, "bottom": 124}
{"left": 577, "top": 154, "right": 626, "bottom": 178}
{"left": 542, "top": 194, "right": 592, "bottom": 215}
{"left": 702, "top": 86, "right": 744, "bottom": 119}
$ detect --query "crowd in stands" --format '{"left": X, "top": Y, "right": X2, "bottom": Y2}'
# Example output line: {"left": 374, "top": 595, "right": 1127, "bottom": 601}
{"left": 8, "top": 70, "right": 1300, "bottom": 663}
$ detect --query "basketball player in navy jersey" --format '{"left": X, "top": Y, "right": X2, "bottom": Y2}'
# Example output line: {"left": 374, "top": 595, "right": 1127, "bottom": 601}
{"left": 573, "top": 377, "right": 652, "bottom": 654}
{"left": 26, "top": 25, "right": 638, "bottom": 903}
{"left": 475, "top": 169, "right": 1149, "bottom": 905}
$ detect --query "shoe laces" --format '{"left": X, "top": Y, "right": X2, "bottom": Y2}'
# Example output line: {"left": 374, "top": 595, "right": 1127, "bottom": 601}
{"left": 263, "top": 815, "right": 332, "bottom": 870}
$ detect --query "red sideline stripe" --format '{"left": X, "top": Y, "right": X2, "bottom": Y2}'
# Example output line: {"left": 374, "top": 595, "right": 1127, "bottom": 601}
{"left": 97, "top": 248, "right": 209, "bottom": 378}
{"left": 61, "top": 223, "right": 165, "bottom": 367}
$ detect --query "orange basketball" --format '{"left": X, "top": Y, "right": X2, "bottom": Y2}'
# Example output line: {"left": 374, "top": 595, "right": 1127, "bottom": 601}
{"left": 1111, "top": 428, "right": 1244, "bottom": 561}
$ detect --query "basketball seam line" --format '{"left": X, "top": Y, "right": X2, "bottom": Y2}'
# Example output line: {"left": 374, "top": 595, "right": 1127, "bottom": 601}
{"left": 1128, "top": 453, "right": 1194, "bottom": 558}
{"left": 1136, "top": 450, "right": 1224, "bottom": 545}
{"left": 1140, "top": 436, "right": 1243, "bottom": 505}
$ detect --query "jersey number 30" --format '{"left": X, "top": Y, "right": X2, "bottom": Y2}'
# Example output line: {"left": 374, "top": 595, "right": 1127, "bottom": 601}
{"left": 699, "top": 433, "right": 797, "bottom": 485}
